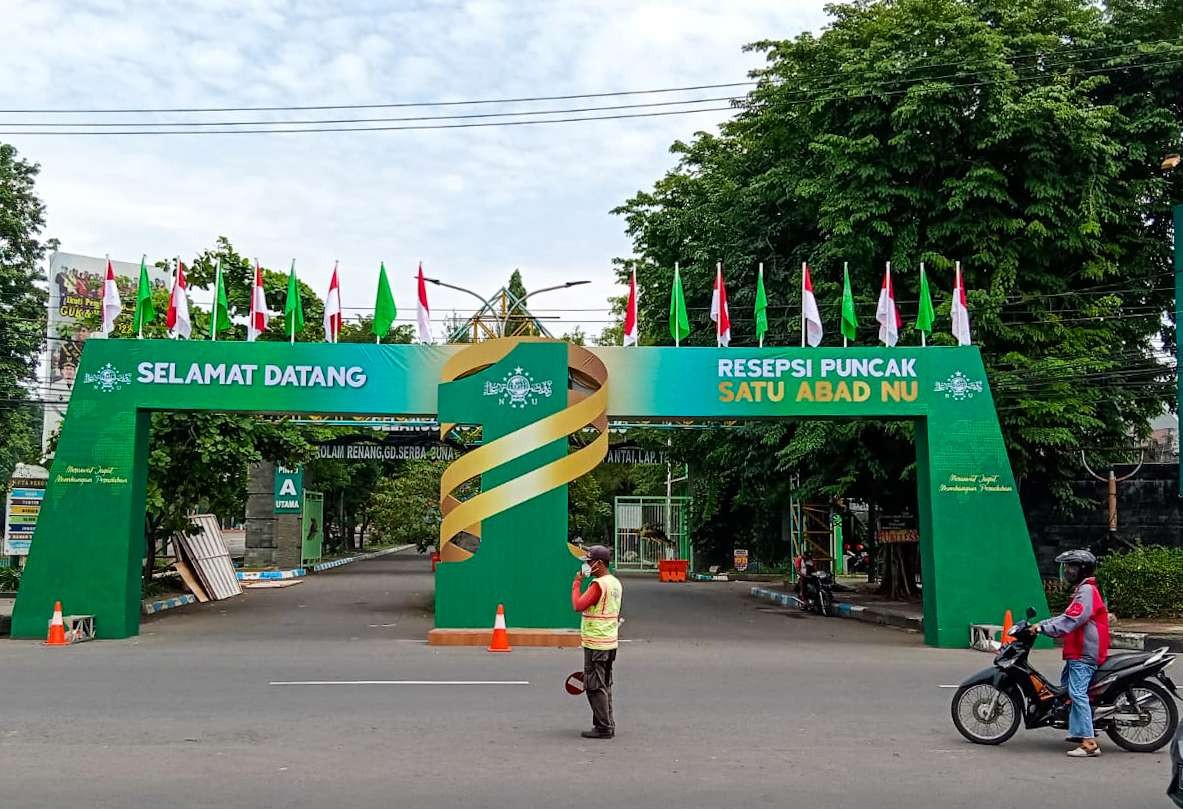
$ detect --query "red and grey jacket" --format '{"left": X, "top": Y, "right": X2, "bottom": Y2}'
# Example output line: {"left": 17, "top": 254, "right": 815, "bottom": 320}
{"left": 1039, "top": 577, "right": 1110, "bottom": 665}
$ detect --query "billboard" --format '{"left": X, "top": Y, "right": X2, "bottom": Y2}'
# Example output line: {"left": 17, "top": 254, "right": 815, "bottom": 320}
{"left": 42, "top": 252, "right": 172, "bottom": 449}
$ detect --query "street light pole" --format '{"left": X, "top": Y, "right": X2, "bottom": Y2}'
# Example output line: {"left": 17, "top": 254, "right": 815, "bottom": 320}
{"left": 420, "top": 277, "right": 500, "bottom": 341}
{"left": 500, "top": 281, "right": 591, "bottom": 337}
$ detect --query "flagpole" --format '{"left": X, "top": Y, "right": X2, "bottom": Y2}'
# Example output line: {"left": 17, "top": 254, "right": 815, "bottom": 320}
{"left": 800, "top": 262, "right": 806, "bottom": 348}
{"left": 920, "top": 261, "right": 927, "bottom": 347}
{"left": 758, "top": 262, "right": 764, "bottom": 348}
{"left": 137, "top": 254, "right": 146, "bottom": 339}
{"left": 715, "top": 261, "right": 722, "bottom": 348}
{"left": 290, "top": 258, "right": 296, "bottom": 345}
{"left": 674, "top": 262, "right": 680, "bottom": 348}
{"left": 843, "top": 261, "right": 848, "bottom": 348}
{"left": 172, "top": 257, "right": 179, "bottom": 340}
{"left": 212, "top": 258, "right": 219, "bottom": 342}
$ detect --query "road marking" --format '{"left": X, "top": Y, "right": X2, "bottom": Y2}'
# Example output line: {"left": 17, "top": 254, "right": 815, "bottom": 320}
{"left": 938, "top": 684, "right": 959, "bottom": 688}
{"left": 269, "top": 680, "right": 530, "bottom": 686}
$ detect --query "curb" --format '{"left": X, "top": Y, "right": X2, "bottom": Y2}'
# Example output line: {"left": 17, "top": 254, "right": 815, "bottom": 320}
{"left": 237, "top": 568, "right": 306, "bottom": 581}
{"left": 749, "top": 587, "right": 1183, "bottom": 651}
{"left": 689, "top": 572, "right": 730, "bottom": 582}
{"left": 142, "top": 594, "right": 197, "bottom": 615}
{"left": 749, "top": 586, "right": 923, "bottom": 632}
{"left": 309, "top": 544, "right": 414, "bottom": 573}
{"left": 1111, "top": 630, "right": 1183, "bottom": 654}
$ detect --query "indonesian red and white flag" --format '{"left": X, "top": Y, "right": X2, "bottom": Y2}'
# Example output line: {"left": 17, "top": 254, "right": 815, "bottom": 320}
{"left": 710, "top": 263, "right": 731, "bottom": 347}
{"left": 623, "top": 269, "right": 639, "bottom": 346}
{"left": 875, "top": 264, "right": 901, "bottom": 347}
{"left": 802, "top": 262, "right": 823, "bottom": 347}
{"left": 951, "top": 262, "right": 972, "bottom": 346}
{"left": 324, "top": 262, "right": 343, "bottom": 343}
{"left": 248, "top": 260, "right": 269, "bottom": 342}
{"left": 100, "top": 258, "right": 122, "bottom": 336}
{"left": 166, "top": 260, "right": 192, "bottom": 339}
{"left": 416, "top": 262, "right": 432, "bottom": 343}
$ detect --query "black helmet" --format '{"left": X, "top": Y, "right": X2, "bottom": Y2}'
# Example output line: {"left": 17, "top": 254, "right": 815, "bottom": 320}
{"left": 1055, "top": 549, "right": 1097, "bottom": 585}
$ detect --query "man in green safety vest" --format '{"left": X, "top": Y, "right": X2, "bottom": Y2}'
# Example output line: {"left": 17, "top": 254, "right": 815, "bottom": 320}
{"left": 571, "top": 544, "right": 623, "bottom": 739}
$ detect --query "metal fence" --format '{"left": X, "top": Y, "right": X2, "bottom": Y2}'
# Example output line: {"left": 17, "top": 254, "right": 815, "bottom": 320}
{"left": 613, "top": 496, "right": 691, "bottom": 571}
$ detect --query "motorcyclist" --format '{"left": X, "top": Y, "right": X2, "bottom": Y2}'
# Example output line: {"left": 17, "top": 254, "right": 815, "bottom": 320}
{"left": 794, "top": 549, "right": 814, "bottom": 604}
{"left": 1031, "top": 549, "right": 1110, "bottom": 758}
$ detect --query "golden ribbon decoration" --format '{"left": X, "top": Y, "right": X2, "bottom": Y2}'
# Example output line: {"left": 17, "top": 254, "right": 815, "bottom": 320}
{"left": 438, "top": 339, "right": 608, "bottom": 563}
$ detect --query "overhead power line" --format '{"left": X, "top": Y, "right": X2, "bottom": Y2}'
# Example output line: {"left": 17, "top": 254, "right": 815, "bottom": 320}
{"left": 0, "top": 82, "right": 758, "bottom": 115}
{"left": 0, "top": 95, "right": 740, "bottom": 129}
{"left": 0, "top": 106, "right": 736, "bottom": 136}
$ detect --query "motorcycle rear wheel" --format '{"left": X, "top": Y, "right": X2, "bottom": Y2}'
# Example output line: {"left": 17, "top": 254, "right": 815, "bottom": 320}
{"left": 1104, "top": 680, "right": 1178, "bottom": 753}
{"left": 951, "top": 683, "right": 1021, "bottom": 745}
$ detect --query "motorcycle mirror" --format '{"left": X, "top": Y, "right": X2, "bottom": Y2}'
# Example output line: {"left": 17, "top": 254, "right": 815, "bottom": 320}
{"left": 1026, "top": 607, "right": 1037, "bottom": 620}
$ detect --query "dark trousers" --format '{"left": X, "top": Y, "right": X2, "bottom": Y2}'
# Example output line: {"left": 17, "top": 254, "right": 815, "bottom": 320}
{"left": 584, "top": 647, "right": 616, "bottom": 732}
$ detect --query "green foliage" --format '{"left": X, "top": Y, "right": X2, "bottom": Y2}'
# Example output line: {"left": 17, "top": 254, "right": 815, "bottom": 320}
{"left": 1044, "top": 577, "right": 1073, "bottom": 613}
{"left": 369, "top": 460, "right": 447, "bottom": 551}
{"left": 0, "top": 143, "right": 52, "bottom": 480}
{"left": 0, "top": 565, "right": 22, "bottom": 591}
{"left": 613, "top": 0, "right": 1183, "bottom": 550}
{"left": 1096, "top": 546, "right": 1183, "bottom": 619}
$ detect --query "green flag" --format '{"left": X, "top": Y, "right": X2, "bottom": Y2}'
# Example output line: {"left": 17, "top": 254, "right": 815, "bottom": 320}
{"left": 132, "top": 255, "right": 155, "bottom": 336}
{"left": 284, "top": 260, "right": 304, "bottom": 340}
{"left": 210, "top": 258, "right": 232, "bottom": 340}
{"left": 669, "top": 263, "right": 690, "bottom": 345}
{"left": 372, "top": 261, "right": 397, "bottom": 340}
{"left": 916, "top": 263, "right": 935, "bottom": 334}
{"left": 754, "top": 264, "right": 768, "bottom": 345}
{"left": 841, "top": 264, "right": 858, "bottom": 342}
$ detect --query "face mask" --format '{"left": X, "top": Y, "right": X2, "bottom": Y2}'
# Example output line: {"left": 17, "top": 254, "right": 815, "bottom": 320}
{"left": 581, "top": 562, "right": 592, "bottom": 577}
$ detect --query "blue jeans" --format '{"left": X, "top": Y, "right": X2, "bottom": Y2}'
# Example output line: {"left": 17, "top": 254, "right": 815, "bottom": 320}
{"left": 1061, "top": 660, "right": 1097, "bottom": 739}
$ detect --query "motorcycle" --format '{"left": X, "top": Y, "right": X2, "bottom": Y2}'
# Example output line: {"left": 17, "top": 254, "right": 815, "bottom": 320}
{"left": 797, "top": 559, "right": 835, "bottom": 617}
{"left": 951, "top": 607, "right": 1180, "bottom": 752}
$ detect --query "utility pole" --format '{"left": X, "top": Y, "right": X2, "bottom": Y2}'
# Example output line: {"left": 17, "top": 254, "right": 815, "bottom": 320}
{"left": 1080, "top": 451, "right": 1144, "bottom": 535}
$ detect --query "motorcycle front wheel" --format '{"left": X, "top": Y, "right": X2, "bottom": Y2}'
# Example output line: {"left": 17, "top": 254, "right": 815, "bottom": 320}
{"left": 818, "top": 588, "right": 834, "bottom": 617}
{"left": 1105, "top": 680, "right": 1178, "bottom": 753}
{"left": 951, "top": 683, "right": 1021, "bottom": 745}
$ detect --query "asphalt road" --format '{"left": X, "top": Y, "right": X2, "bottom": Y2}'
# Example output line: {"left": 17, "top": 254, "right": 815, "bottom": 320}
{"left": 0, "top": 551, "right": 1173, "bottom": 808}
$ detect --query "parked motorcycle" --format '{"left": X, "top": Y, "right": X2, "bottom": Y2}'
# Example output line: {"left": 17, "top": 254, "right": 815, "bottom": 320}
{"left": 951, "top": 607, "right": 1180, "bottom": 752}
{"left": 797, "top": 559, "right": 835, "bottom": 617}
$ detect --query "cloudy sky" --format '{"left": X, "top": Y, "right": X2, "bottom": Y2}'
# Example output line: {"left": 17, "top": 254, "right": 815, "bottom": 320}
{"left": 3, "top": 0, "right": 829, "bottom": 340}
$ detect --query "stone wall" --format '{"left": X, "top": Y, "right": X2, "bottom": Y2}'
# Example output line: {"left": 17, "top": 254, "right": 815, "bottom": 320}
{"left": 1024, "top": 463, "right": 1182, "bottom": 574}
{"left": 244, "top": 462, "right": 303, "bottom": 569}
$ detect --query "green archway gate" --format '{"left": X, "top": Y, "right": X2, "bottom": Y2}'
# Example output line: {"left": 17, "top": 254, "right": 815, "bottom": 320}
{"left": 12, "top": 338, "right": 1047, "bottom": 647}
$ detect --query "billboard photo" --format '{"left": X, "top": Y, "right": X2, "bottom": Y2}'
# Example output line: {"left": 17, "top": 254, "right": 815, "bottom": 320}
{"left": 42, "top": 252, "right": 171, "bottom": 448}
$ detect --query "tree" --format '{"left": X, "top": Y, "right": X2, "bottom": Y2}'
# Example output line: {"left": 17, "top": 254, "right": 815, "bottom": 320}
{"left": 613, "top": 0, "right": 1182, "bottom": 569}
{"left": 369, "top": 460, "right": 447, "bottom": 551}
{"left": 0, "top": 144, "right": 51, "bottom": 480}
{"left": 504, "top": 268, "right": 540, "bottom": 337}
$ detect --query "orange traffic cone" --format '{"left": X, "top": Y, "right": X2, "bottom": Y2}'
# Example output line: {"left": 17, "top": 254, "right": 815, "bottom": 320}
{"left": 1000, "top": 609, "right": 1014, "bottom": 646}
{"left": 487, "top": 604, "right": 511, "bottom": 653}
{"left": 45, "top": 601, "right": 69, "bottom": 646}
